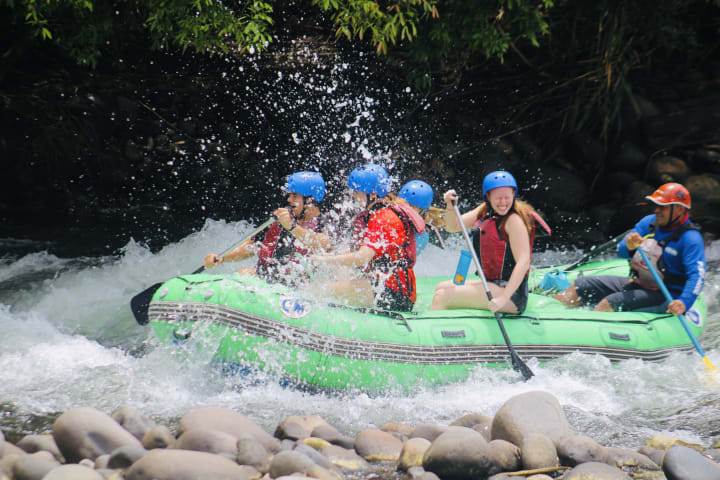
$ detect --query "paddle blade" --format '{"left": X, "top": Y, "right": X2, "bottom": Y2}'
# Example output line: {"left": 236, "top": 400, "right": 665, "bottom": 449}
{"left": 703, "top": 356, "right": 717, "bottom": 370}
{"left": 510, "top": 351, "right": 535, "bottom": 380}
{"left": 130, "top": 282, "right": 161, "bottom": 326}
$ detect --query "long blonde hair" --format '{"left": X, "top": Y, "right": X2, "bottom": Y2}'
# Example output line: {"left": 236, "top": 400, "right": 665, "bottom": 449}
{"left": 476, "top": 199, "right": 542, "bottom": 234}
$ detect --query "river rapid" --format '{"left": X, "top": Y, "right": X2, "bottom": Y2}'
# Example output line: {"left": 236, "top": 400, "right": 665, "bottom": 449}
{"left": 1, "top": 219, "right": 720, "bottom": 449}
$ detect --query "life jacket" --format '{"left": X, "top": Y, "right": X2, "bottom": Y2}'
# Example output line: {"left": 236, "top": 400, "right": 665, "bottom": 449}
{"left": 366, "top": 204, "right": 426, "bottom": 302}
{"left": 256, "top": 218, "right": 319, "bottom": 282}
{"left": 629, "top": 222, "right": 701, "bottom": 290}
{"left": 471, "top": 210, "right": 550, "bottom": 281}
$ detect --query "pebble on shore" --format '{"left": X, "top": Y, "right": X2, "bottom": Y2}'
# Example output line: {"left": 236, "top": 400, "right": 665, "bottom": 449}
{"left": 1, "top": 390, "right": 719, "bottom": 480}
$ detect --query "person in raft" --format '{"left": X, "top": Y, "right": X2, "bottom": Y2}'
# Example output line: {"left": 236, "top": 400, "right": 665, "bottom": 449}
{"left": 312, "top": 164, "right": 426, "bottom": 312}
{"left": 203, "top": 171, "right": 330, "bottom": 284}
{"left": 397, "top": 180, "right": 435, "bottom": 257}
{"left": 554, "top": 182, "right": 705, "bottom": 314}
{"left": 431, "top": 171, "right": 550, "bottom": 313}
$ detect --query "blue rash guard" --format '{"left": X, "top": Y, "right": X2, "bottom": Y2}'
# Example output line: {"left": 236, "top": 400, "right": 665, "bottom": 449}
{"left": 617, "top": 214, "right": 706, "bottom": 309}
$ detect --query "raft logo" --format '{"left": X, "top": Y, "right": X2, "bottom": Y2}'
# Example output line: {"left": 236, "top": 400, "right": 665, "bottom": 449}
{"left": 279, "top": 296, "right": 312, "bottom": 319}
{"left": 685, "top": 307, "right": 703, "bottom": 328}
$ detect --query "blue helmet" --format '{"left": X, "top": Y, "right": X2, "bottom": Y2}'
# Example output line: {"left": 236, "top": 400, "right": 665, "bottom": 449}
{"left": 347, "top": 163, "right": 390, "bottom": 197}
{"left": 283, "top": 171, "right": 326, "bottom": 202}
{"left": 399, "top": 180, "right": 433, "bottom": 210}
{"left": 482, "top": 170, "right": 517, "bottom": 200}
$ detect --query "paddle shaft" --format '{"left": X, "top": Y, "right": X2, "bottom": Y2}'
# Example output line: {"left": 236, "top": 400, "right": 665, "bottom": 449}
{"left": 637, "top": 247, "right": 714, "bottom": 367}
{"left": 563, "top": 229, "right": 631, "bottom": 272}
{"left": 452, "top": 202, "right": 534, "bottom": 380}
{"left": 197, "top": 217, "right": 276, "bottom": 273}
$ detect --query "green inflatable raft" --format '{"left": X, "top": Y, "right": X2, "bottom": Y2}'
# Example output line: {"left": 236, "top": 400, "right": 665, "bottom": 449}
{"left": 146, "top": 258, "right": 707, "bottom": 391}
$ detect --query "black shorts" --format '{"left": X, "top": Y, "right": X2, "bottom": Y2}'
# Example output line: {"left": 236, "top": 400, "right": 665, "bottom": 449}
{"left": 575, "top": 275, "right": 668, "bottom": 312}
{"left": 489, "top": 276, "right": 529, "bottom": 313}
{"left": 375, "top": 286, "right": 414, "bottom": 312}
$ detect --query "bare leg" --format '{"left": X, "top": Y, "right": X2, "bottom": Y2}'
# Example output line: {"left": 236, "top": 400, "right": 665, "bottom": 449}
{"left": 236, "top": 266, "right": 257, "bottom": 275}
{"left": 553, "top": 283, "right": 582, "bottom": 308}
{"left": 593, "top": 298, "right": 614, "bottom": 312}
{"left": 431, "top": 279, "right": 518, "bottom": 313}
{"left": 322, "top": 278, "right": 376, "bottom": 307}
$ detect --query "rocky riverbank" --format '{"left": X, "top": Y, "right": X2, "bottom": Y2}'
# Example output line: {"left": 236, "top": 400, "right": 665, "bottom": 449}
{"left": 1, "top": 390, "right": 719, "bottom": 480}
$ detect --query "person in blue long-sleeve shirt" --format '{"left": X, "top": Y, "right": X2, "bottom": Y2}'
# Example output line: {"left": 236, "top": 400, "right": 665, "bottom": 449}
{"left": 554, "top": 183, "right": 705, "bottom": 314}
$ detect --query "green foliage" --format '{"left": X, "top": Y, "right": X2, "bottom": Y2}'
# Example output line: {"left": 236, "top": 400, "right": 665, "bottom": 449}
{"left": 1, "top": 0, "right": 710, "bottom": 138}
{"left": 2, "top": 0, "right": 276, "bottom": 67}
{"left": 548, "top": 0, "right": 702, "bottom": 139}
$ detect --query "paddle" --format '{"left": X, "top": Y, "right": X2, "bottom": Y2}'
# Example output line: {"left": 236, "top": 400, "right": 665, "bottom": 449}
{"left": 563, "top": 229, "right": 631, "bottom": 271}
{"left": 537, "top": 229, "right": 632, "bottom": 293}
{"left": 637, "top": 247, "right": 717, "bottom": 372}
{"left": 451, "top": 201, "right": 535, "bottom": 380}
{"left": 130, "top": 217, "right": 275, "bottom": 326}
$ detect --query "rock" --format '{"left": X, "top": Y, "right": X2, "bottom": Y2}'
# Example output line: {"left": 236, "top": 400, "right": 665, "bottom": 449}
{"left": 42, "top": 464, "right": 106, "bottom": 480}
{"left": 294, "top": 443, "right": 337, "bottom": 471}
{"left": 490, "top": 391, "right": 572, "bottom": 446}
{"left": 648, "top": 155, "right": 690, "bottom": 184}
{"left": 52, "top": 407, "right": 143, "bottom": 463}
{"left": 408, "top": 465, "right": 441, "bottom": 480}
{"left": 704, "top": 448, "right": 720, "bottom": 463}
{"left": 0, "top": 430, "right": 4, "bottom": 458}
{"left": 106, "top": 445, "right": 149, "bottom": 469}
{"left": 112, "top": 406, "right": 156, "bottom": 442}
{"left": 381, "top": 422, "right": 414, "bottom": 440}
{"left": 556, "top": 434, "right": 615, "bottom": 467}
{"left": 685, "top": 174, "right": 720, "bottom": 217}
{"left": 11, "top": 451, "right": 60, "bottom": 480}
{"left": 644, "top": 434, "right": 704, "bottom": 452}
{"left": 526, "top": 475, "right": 554, "bottom": 480}
{"left": 354, "top": 429, "right": 403, "bottom": 461}
{"left": 638, "top": 445, "right": 665, "bottom": 467}
{"left": 275, "top": 415, "right": 332, "bottom": 441}
{"left": 16, "top": 435, "right": 63, "bottom": 462}
{"left": 606, "top": 170, "right": 640, "bottom": 192}
{"left": 564, "top": 461, "right": 631, "bottom": 479}
{"left": 398, "top": 438, "right": 432, "bottom": 471}
{"left": 236, "top": 433, "right": 271, "bottom": 473}
{"left": 663, "top": 445, "right": 720, "bottom": 480}
{"left": 125, "top": 449, "right": 259, "bottom": 480}
{"left": 269, "top": 450, "right": 341, "bottom": 480}
{"left": 528, "top": 166, "right": 589, "bottom": 213}
{"left": 450, "top": 413, "right": 493, "bottom": 430}
{"left": 141, "top": 426, "right": 174, "bottom": 450}
{"left": 172, "top": 428, "right": 238, "bottom": 458}
{"left": 520, "top": 433, "right": 558, "bottom": 470}
{"left": 178, "top": 406, "right": 280, "bottom": 453}
{"left": 622, "top": 180, "right": 655, "bottom": 205}
{"left": 319, "top": 443, "right": 370, "bottom": 471}
{"left": 606, "top": 446, "right": 660, "bottom": 470}
{"left": 423, "top": 427, "right": 500, "bottom": 480}
{"left": 311, "top": 425, "right": 354, "bottom": 450}
{"left": 488, "top": 439, "right": 520, "bottom": 472}
{"left": 610, "top": 142, "right": 647, "bottom": 171}
{"left": 410, "top": 424, "right": 448, "bottom": 443}
{"left": 94, "top": 454, "right": 109, "bottom": 469}
{"left": 641, "top": 96, "right": 720, "bottom": 150}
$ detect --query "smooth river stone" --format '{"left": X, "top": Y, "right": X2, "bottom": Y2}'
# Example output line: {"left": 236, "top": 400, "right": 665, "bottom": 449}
{"left": 52, "top": 407, "right": 143, "bottom": 463}
{"left": 125, "top": 449, "right": 259, "bottom": 480}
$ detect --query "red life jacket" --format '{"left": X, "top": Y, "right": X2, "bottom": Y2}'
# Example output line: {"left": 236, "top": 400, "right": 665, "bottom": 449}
{"left": 361, "top": 204, "right": 425, "bottom": 303}
{"left": 256, "top": 218, "right": 319, "bottom": 281}
{"left": 471, "top": 210, "right": 550, "bottom": 281}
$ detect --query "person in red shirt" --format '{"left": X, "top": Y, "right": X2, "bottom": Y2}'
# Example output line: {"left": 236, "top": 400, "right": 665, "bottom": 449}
{"left": 203, "top": 171, "right": 330, "bottom": 284}
{"left": 312, "top": 164, "right": 425, "bottom": 311}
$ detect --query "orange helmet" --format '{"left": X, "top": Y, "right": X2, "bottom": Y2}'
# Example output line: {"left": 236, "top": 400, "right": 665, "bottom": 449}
{"left": 646, "top": 183, "right": 691, "bottom": 209}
